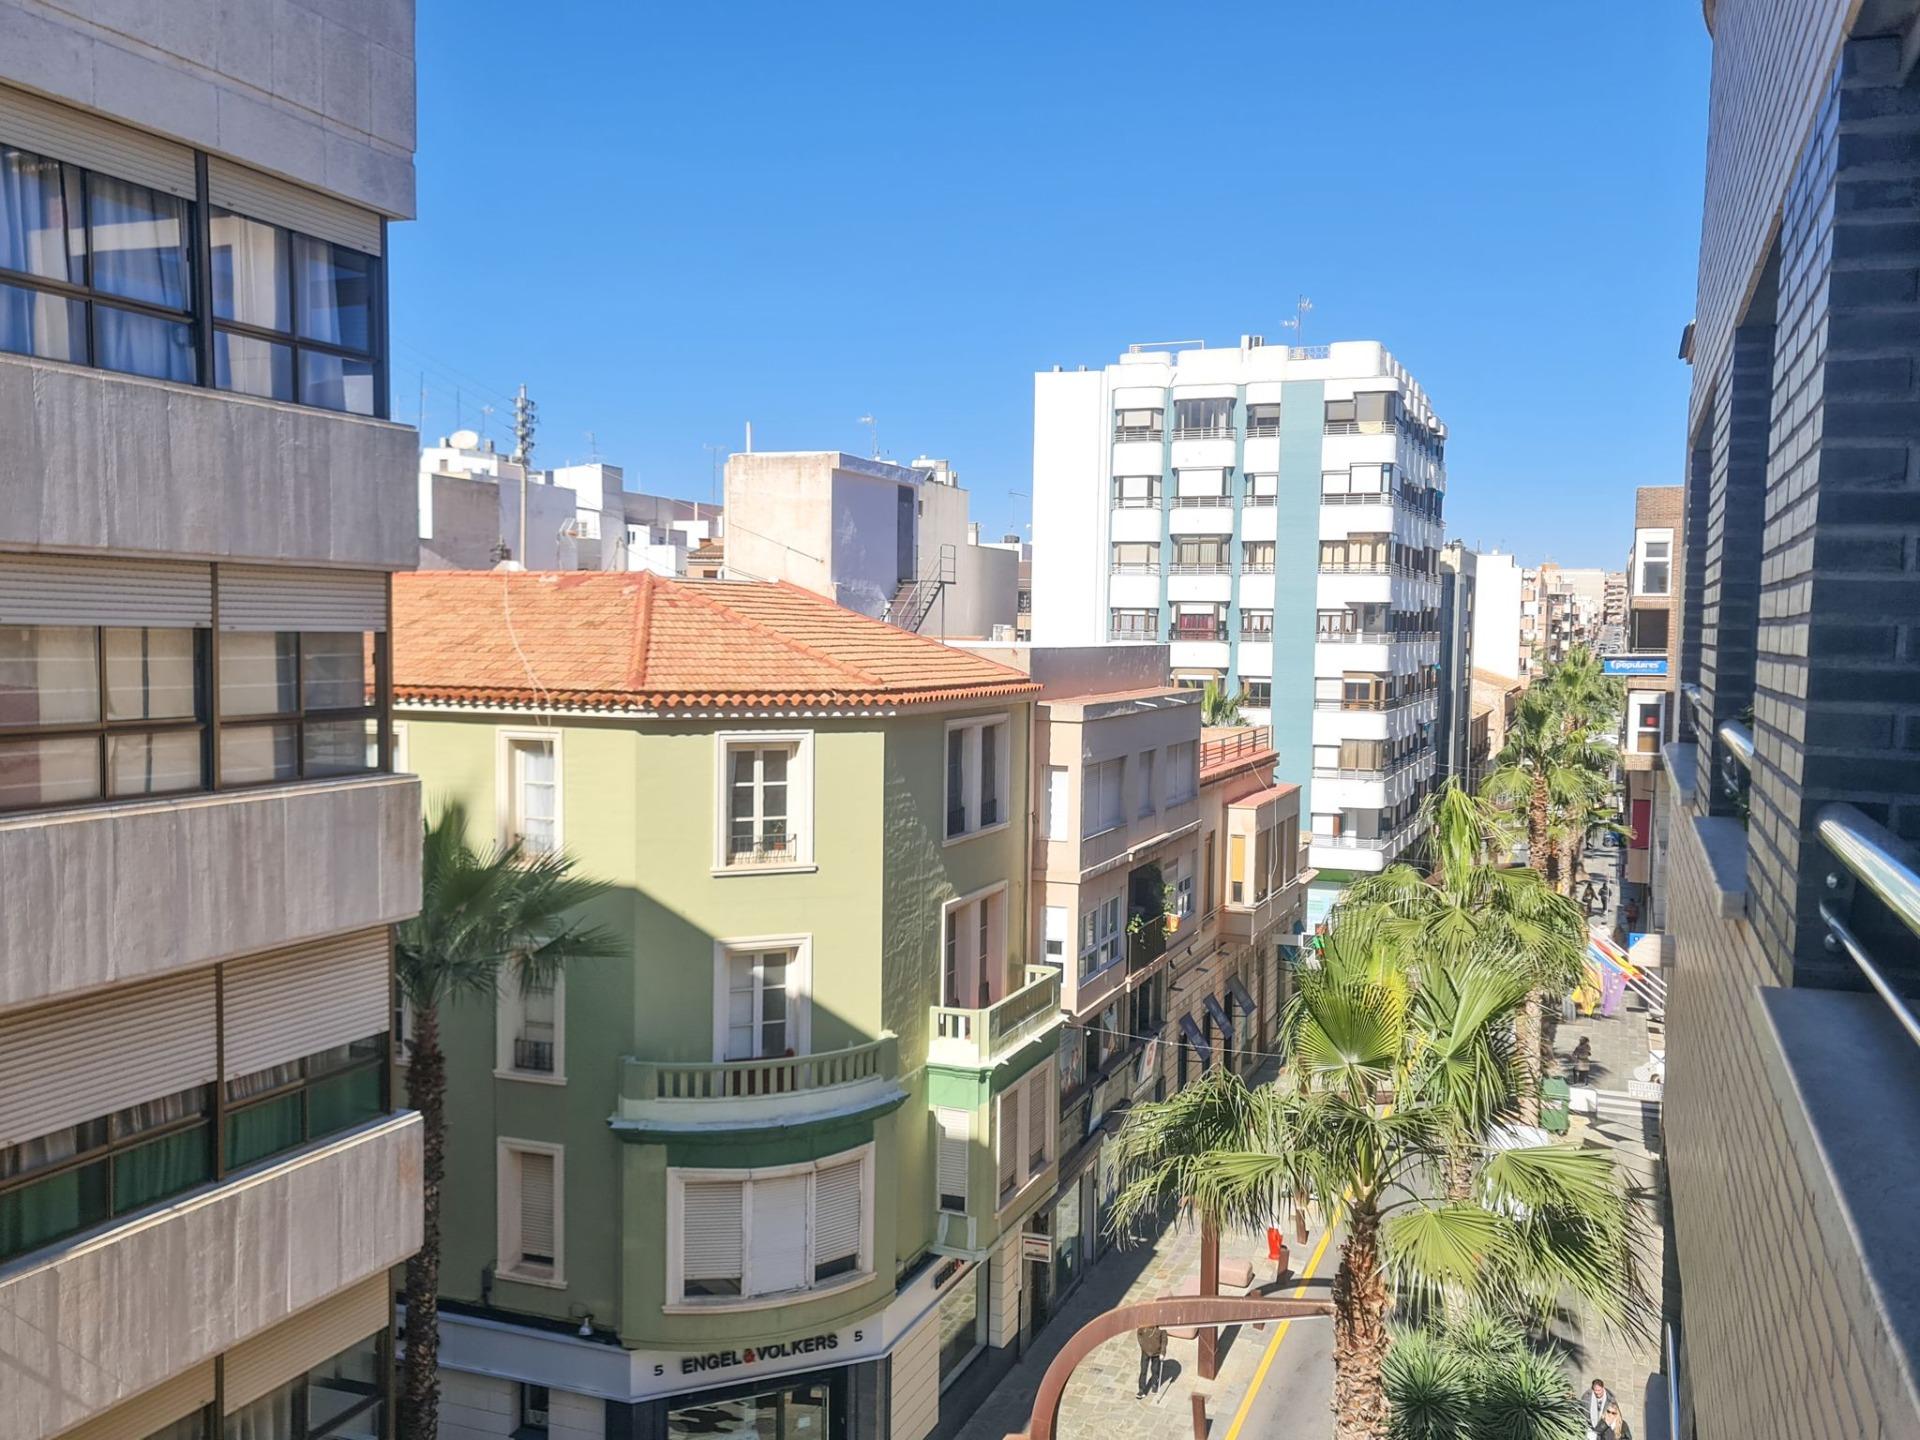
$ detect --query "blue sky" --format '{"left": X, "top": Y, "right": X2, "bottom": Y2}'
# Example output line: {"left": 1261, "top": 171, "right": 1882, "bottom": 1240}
{"left": 390, "top": 2, "right": 1709, "bottom": 569}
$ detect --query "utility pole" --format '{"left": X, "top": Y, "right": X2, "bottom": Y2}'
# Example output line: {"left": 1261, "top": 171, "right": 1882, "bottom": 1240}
{"left": 512, "top": 384, "right": 537, "bottom": 564}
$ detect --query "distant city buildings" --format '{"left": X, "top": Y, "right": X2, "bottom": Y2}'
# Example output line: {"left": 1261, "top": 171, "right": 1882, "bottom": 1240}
{"left": 1619, "top": 484, "right": 1681, "bottom": 929}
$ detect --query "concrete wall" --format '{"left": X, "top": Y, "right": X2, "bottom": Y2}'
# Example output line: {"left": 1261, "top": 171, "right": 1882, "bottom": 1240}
{"left": 0, "top": 0, "right": 417, "bottom": 215}
{"left": 420, "top": 472, "right": 580, "bottom": 571}
{"left": 0, "top": 1113, "right": 422, "bottom": 1440}
{"left": 0, "top": 773, "right": 420, "bottom": 1014}
{"left": 724, "top": 452, "right": 840, "bottom": 596}
{"left": 0, "top": 353, "right": 420, "bottom": 570}
{"left": 1030, "top": 370, "right": 1107, "bottom": 645}
{"left": 833, "top": 469, "right": 910, "bottom": 616}
{"left": 1470, "top": 553, "right": 1525, "bottom": 684}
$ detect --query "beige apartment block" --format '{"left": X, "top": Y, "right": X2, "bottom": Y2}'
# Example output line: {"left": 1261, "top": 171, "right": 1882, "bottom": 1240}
{"left": 0, "top": 3, "right": 423, "bottom": 1438}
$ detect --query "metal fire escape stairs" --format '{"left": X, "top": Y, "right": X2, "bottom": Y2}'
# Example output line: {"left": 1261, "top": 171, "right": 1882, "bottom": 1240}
{"left": 884, "top": 543, "right": 957, "bottom": 635}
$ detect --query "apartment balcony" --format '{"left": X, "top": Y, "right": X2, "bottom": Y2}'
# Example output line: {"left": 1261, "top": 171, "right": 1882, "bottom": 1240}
{"left": 2, "top": 1112, "right": 421, "bottom": 1440}
{"left": 928, "top": 966, "right": 1063, "bottom": 1070}
{"left": 0, "top": 351, "right": 418, "bottom": 571}
{"left": 0, "top": 772, "right": 421, "bottom": 1014}
{"left": 1199, "top": 726, "right": 1274, "bottom": 777}
{"left": 612, "top": 1036, "right": 904, "bottom": 1137}
{"left": 1079, "top": 795, "right": 1201, "bottom": 873}
{"left": 1310, "top": 816, "right": 1425, "bottom": 874}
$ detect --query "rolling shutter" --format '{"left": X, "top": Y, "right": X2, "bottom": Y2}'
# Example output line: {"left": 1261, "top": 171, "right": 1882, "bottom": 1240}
{"left": 0, "top": 553, "right": 212, "bottom": 627}
{"left": 750, "top": 1173, "right": 809, "bottom": 1294}
{"left": 207, "top": 157, "right": 383, "bottom": 257}
{"left": 517, "top": 1149, "right": 556, "bottom": 1262}
{"left": 814, "top": 1158, "right": 863, "bottom": 1269}
{"left": 53, "top": 1362, "right": 214, "bottom": 1440}
{"left": 935, "top": 1109, "right": 969, "bottom": 1210}
{"left": 0, "top": 83, "right": 194, "bottom": 198}
{"left": 221, "top": 928, "right": 389, "bottom": 1079}
{"left": 222, "top": 1274, "right": 388, "bottom": 1412}
{"left": 681, "top": 1178, "right": 743, "bottom": 1291}
{"left": 0, "top": 970, "right": 215, "bottom": 1148}
{"left": 217, "top": 567, "right": 388, "bottom": 633}
{"left": 996, "top": 1090, "right": 1018, "bottom": 1196}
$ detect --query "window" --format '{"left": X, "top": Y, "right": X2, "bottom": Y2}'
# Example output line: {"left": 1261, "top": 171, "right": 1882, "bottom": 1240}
{"left": 945, "top": 715, "right": 1009, "bottom": 839}
{"left": 1629, "top": 607, "right": 1670, "bottom": 652}
{"left": 1173, "top": 536, "right": 1230, "bottom": 570}
{"left": 943, "top": 888, "right": 1006, "bottom": 1008}
{"left": 1228, "top": 831, "right": 1247, "bottom": 903}
{"left": 1241, "top": 609, "right": 1274, "bottom": 637}
{"left": 1324, "top": 397, "right": 1355, "bottom": 427}
{"left": 1341, "top": 738, "right": 1386, "bottom": 771}
{"left": 1172, "top": 397, "right": 1232, "bottom": 437}
{"left": 1634, "top": 529, "right": 1673, "bottom": 596}
{"left": 1137, "top": 750, "right": 1158, "bottom": 816}
{"left": 715, "top": 942, "right": 810, "bottom": 1061}
{"left": 668, "top": 1147, "right": 874, "bottom": 1304}
{"left": 1110, "top": 474, "right": 1161, "bottom": 508}
{"left": 211, "top": 211, "right": 376, "bottom": 414}
{"left": 1043, "top": 906, "right": 1068, "bottom": 965}
{"left": 995, "top": 1067, "right": 1053, "bottom": 1205}
{"left": 1242, "top": 541, "right": 1275, "bottom": 573}
{"left": 1079, "top": 894, "right": 1122, "bottom": 979}
{"left": 1113, "top": 407, "right": 1163, "bottom": 441}
{"left": 1172, "top": 602, "right": 1226, "bottom": 641}
{"left": 1045, "top": 765, "right": 1069, "bottom": 837}
{"left": 937, "top": 1263, "right": 988, "bottom": 1387}
{"left": 1165, "top": 741, "right": 1197, "bottom": 804}
{"left": 1082, "top": 757, "right": 1125, "bottom": 836}
{"left": 1355, "top": 390, "right": 1399, "bottom": 428}
{"left": 0, "top": 1083, "right": 214, "bottom": 1264}
{"left": 225, "top": 1035, "right": 387, "bottom": 1172}
{"left": 495, "top": 1139, "right": 564, "bottom": 1285}
{"left": 935, "top": 1108, "right": 971, "bottom": 1213}
{"left": 221, "top": 1331, "right": 387, "bottom": 1440}
{"left": 1245, "top": 403, "right": 1281, "bottom": 436}
{"left": 497, "top": 971, "right": 565, "bottom": 1081}
{"left": 1109, "top": 608, "right": 1159, "bottom": 640}
{"left": 1244, "top": 680, "right": 1272, "bottom": 708}
{"left": 1110, "top": 542, "right": 1159, "bottom": 574}
{"left": 1168, "top": 855, "right": 1193, "bottom": 918}
{"left": 219, "top": 631, "right": 380, "bottom": 787}
{"left": 0, "top": 624, "right": 208, "bottom": 812}
{"left": 516, "top": 1385, "right": 551, "bottom": 1440}
{"left": 500, "top": 733, "right": 558, "bottom": 855}
{"left": 716, "top": 732, "right": 812, "bottom": 869}
{"left": 1173, "top": 467, "right": 1229, "bottom": 502}
{"left": 1244, "top": 471, "right": 1278, "bottom": 504}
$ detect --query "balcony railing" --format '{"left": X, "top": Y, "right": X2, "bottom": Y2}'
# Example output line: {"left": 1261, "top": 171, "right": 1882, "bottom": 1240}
{"left": 1110, "top": 562, "right": 1161, "bottom": 574}
{"left": 727, "top": 833, "right": 798, "bottom": 866}
{"left": 1318, "top": 561, "right": 1392, "bottom": 575}
{"left": 1114, "top": 426, "right": 1163, "bottom": 443}
{"left": 1311, "top": 748, "right": 1429, "bottom": 782}
{"left": 1316, "top": 628, "right": 1442, "bottom": 644}
{"left": 1717, "top": 719, "right": 1754, "bottom": 820}
{"left": 1314, "top": 694, "right": 1436, "bottom": 713}
{"left": 1323, "top": 419, "right": 1399, "bottom": 436}
{"left": 1239, "top": 628, "right": 1274, "bottom": 642}
{"left": 1200, "top": 726, "right": 1273, "bottom": 773}
{"left": 929, "top": 966, "right": 1063, "bottom": 1068}
{"left": 1169, "top": 495, "right": 1232, "bottom": 508}
{"left": 1172, "top": 625, "right": 1228, "bottom": 643}
{"left": 1243, "top": 490, "right": 1277, "bottom": 507}
{"left": 1170, "top": 562, "right": 1231, "bottom": 575}
{"left": 512, "top": 1037, "right": 555, "bottom": 1073}
{"left": 1814, "top": 803, "right": 1920, "bottom": 1050}
{"left": 1312, "top": 815, "right": 1425, "bottom": 853}
{"left": 1172, "top": 425, "right": 1234, "bottom": 441}
{"left": 1241, "top": 561, "right": 1276, "bottom": 575}
{"left": 1111, "top": 493, "right": 1162, "bottom": 509}
{"left": 1109, "top": 627, "right": 1161, "bottom": 642}
{"left": 618, "top": 1036, "right": 901, "bottom": 1127}
{"left": 1245, "top": 421, "right": 1281, "bottom": 438}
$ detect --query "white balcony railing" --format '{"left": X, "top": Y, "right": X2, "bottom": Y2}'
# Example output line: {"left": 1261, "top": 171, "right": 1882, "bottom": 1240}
{"left": 929, "top": 966, "right": 1062, "bottom": 1069}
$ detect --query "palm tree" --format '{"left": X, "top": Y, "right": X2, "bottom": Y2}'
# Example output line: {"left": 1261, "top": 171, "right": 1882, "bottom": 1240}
{"left": 1112, "top": 930, "right": 1645, "bottom": 1440}
{"left": 395, "top": 803, "right": 623, "bottom": 1440}
{"left": 1384, "top": 1314, "right": 1587, "bottom": 1440}
{"left": 1481, "top": 689, "right": 1613, "bottom": 893}
{"left": 1201, "top": 679, "right": 1248, "bottom": 727}
{"left": 1342, "top": 784, "right": 1587, "bottom": 1124}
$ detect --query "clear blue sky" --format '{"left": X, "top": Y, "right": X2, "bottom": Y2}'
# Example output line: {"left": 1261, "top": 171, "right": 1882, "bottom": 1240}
{"left": 390, "top": 2, "right": 1709, "bottom": 569}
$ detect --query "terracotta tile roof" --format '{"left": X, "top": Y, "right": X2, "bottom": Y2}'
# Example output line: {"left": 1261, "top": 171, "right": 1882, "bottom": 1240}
{"left": 392, "top": 570, "right": 1040, "bottom": 712}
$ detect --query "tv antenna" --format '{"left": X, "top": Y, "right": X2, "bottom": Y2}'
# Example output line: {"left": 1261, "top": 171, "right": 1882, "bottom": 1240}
{"left": 1279, "top": 295, "right": 1314, "bottom": 343}
{"left": 857, "top": 414, "right": 879, "bottom": 459}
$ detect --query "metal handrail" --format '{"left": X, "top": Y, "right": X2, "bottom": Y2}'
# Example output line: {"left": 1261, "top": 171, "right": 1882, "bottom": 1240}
{"left": 1815, "top": 803, "right": 1920, "bottom": 1048}
{"left": 1817, "top": 901, "right": 1920, "bottom": 1049}
{"left": 1717, "top": 720, "right": 1755, "bottom": 769}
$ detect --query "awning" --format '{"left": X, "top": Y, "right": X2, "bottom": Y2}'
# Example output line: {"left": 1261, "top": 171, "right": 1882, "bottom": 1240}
{"left": 1227, "top": 975, "right": 1258, "bottom": 1019}
{"left": 1179, "top": 1014, "right": 1212, "bottom": 1066}
{"left": 1204, "top": 994, "right": 1235, "bottom": 1041}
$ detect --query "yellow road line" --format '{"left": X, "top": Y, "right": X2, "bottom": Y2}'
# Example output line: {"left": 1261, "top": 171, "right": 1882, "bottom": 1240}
{"left": 1220, "top": 1214, "right": 1342, "bottom": 1440}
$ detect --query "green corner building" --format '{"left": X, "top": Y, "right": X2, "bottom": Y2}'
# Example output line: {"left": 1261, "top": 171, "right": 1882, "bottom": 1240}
{"left": 392, "top": 571, "right": 1064, "bottom": 1440}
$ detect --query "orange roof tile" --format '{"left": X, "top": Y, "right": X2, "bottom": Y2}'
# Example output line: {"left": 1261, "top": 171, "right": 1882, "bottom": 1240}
{"left": 392, "top": 571, "right": 1041, "bottom": 712}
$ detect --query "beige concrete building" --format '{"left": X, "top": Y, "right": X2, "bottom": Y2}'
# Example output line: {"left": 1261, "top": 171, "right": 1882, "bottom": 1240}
{"left": 0, "top": 4, "right": 423, "bottom": 1437}
{"left": 1619, "top": 485, "right": 1682, "bottom": 928}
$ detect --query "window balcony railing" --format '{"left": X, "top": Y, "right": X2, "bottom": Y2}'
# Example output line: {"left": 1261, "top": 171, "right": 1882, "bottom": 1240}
{"left": 616, "top": 1036, "right": 902, "bottom": 1129}
{"left": 1172, "top": 425, "right": 1234, "bottom": 441}
{"left": 512, "top": 1037, "right": 554, "bottom": 1073}
{"left": 727, "top": 833, "right": 799, "bottom": 866}
{"left": 1239, "top": 628, "right": 1274, "bottom": 643}
{"left": 1110, "top": 562, "right": 1161, "bottom": 575}
{"left": 1318, "top": 561, "right": 1392, "bottom": 575}
{"left": 1114, "top": 426, "right": 1163, "bottom": 443}
{"left": 1111, "top": 494, "right": 1162, "bottom": 509}
{"left": 1170, "top": 562, "right": 1231, "bottom": 576}
{"left": 1315, "top": 694, "right": 1433, "bottom": 713}
{"left": 1243, "top": 491, "right": 1277, "bottom": 507}
{"left": 1311, "top": 749, "right": 1429, "bottom": 782}
{"left": 1169, "top": 495, "right": 1232, "bottom": 508}
{"left": 1172, "top": 625, "right": 1229, "bottom": 643}
{"left": 1240, "top": 562, "right": 1276, "bottom": 575}
{"left": 929, "top": 966, "right": 1063, "bottom": 1069}
{"left": 1109, "top": 627, "right": 1160, "bottom": 642}
{"left": 1322, "top": 419, "right": 1399, "bottom": 436}
{"left": 1199, "top": 726, "right": 1273, "bottom": 774}
{"left": 1245, "top": 420, "right": 1281, "bottom": 438}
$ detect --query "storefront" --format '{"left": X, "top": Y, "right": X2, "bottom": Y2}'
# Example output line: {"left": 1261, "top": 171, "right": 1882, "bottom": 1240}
{"left": 664, "top": 1368, "right": 850, "bottom": 1440}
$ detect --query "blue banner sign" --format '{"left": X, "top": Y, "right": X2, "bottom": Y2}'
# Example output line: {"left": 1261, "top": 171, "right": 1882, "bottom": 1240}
{"left": 1603, "top": 655, "right": 1669, "bottom": 677}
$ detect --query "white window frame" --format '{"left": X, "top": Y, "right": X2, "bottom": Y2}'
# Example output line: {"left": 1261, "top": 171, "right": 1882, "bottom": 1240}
{"left": 944, "top": 714, "right": 1011, "bottom": 844}
{"left": 1078, "top": 893, "right": 1122, "bottom": 981}
{"left": 711, "top": 935, "right": 813, "bottom": 1062}
{"left": 494, "top": 968, "right": 567, "bottom": 1085}
{"left": 994, "top": 1066, "right": 1055, "bottom": 1213}
{"left": 496, "top": 1137, "right": 566, "bottom": 1289}
{"left": 942, "top": 881, "right": 1009, "bottom": 1008}
{"left": 1043, "top": 905, "right": 1068, "bottom": 966}
{"left": 496, "top": 728, "right": 562, "bottom": 857}
{"left": 1082, "top": 756, "right": 1126, "bottom": 838}
{"left": 1165, "top": 741, "right": 1197, "bottom": 805}
{"left": 713, "top": 730, "right": 816, "bottom": 874}
{"left": 1634, "top": 528, "right": 1674, "bottom": 597}
{"left": 665, "top": 1143, "right": 877, "bottom": 1311}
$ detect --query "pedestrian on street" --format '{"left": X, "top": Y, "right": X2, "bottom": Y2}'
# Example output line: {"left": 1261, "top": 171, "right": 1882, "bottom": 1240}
{"left": 1600, "top": 879, "right": 1612, "bottom": 912}
{"left": 1571, "top": 1036, "right": 1593, "bottom": 1085}
{"left": 1600, "top": 1399, "right": 1632, "bottom": 1440}
{"left": 1136, "top": 1323, "right": 1167, "bottom": 1399}
{"left": 1585, "top": 1378, "right": 1613, "bottom": 1436}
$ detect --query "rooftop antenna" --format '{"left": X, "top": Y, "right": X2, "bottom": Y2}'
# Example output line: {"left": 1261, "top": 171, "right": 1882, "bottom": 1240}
{"left": 857, "top": 414, "right": 878, "bottom": 459}
{"left": 1279, "top": 295, "right": 1314, "bottom": 343}
{"left": 512, "top": 384, "right": 538, "bottom": 566}
{"left": 585, "top": 430, "right": 599, "bottom": 462}
{"left": 479, "top": 402, "right": 495, "bottom": 442}
{"left": 703, "top": 442, "right": 725, "bottom": 506}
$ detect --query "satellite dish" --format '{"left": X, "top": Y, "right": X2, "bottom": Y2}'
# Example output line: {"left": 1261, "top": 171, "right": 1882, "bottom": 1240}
{"left": 449, "top": 428, "right": 481, "bottom": 449}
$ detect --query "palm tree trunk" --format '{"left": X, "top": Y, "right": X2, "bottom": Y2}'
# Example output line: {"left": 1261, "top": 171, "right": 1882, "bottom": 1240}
{"left": 1198, "top": 1217, "right": 1220, "bottom": 1380}
{"left": 1516, "top": 995, "right": 1543, "bottom": 1125}
{"left": 1330, "top": 1204, "right": 1391, "bottom": 1440}
{"left": 1528, "top": 775, "right": 1550, "bottom": 878}
{"left": 401, "top": 1005, "right": 446, "bottom": 1440}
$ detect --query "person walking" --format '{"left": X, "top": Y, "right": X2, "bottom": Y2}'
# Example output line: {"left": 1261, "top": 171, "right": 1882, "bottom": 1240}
{"left": 1599, "top": 1398, "right": 1632, "bottom": 1440}
{"left": 1571, "top": 1035, "right": 1593, "bottom": 1085}
{"left": 1136, "top": 1323, "right": 1167, "bottom": 1399}
{"left": 1585, "top": 1378, "right": 1614, "bottom": 1437}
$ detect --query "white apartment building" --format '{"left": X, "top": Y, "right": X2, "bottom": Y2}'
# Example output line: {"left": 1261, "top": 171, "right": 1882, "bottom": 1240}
{"left": 0, "top": 5, "right": 422, "bottom": 1439}
{"left": 1031, "top": 337, "right": 1448, "bottom": 922}
{"left": 1471, "top": 550, "right": 1528, "bottom": 685}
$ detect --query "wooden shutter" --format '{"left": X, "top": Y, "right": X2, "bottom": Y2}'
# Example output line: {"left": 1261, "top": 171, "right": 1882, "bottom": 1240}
{"left": 0, "top": 553, "right": 212, "bottom": 627}
{"left": 935, "top": 1109, "right": 970, "bottom": 1210}
{"left": 814, "top": 1158, "right": 863, "bottom": 1267}
{"left": 750, "top": 1173, "right": 809, "bottom": 1294}
{"left": 0, "top": 83, "right": 194, "bottom": 198}
{"left": 222, "top": 1274, "right": 388, "bottom": 1412}
{"left": 218, "top": 567, "right": 388, "bottom": 633}
{"left": 0, "top": 970, "right": 215, "bottom": 1148}
{"left": 996, "top": 1091, "right": 1018, "bottom": 1196}
{"left": 222, "top": 929, "right": 389, "bottom": 1079}
{"left": 207, "top": 157, "right": 383, "bottom": 256}
{"left": 52, "top": 1361, "right": 214, "bottom": 1440}
{"left": 517, "top": 1150, "right": 556, "bottom": 1261}
{"left": 681, "top": 1179, "right": 743, "bottom": 1290}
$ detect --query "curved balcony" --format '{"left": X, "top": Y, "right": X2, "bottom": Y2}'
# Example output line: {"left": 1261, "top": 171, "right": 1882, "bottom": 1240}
{"left": 613, "top": 1036, "right": 904, "bottom": 1137}
{"left": 929, "top": 966, "right": 1063, "bottom": 1070}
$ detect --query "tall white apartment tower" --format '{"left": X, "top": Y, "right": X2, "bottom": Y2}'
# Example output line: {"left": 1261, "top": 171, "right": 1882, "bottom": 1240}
{"left": 0, "top": 5, "right": 423, "bottom": 1439}
{"left": 1031, "top": 338, "right": 1448, "bottom": 924}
